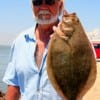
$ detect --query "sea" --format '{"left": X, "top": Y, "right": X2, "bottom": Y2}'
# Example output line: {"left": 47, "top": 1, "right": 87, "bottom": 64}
{"left": 0, "top": 45, "right": 11, "bottom": 92}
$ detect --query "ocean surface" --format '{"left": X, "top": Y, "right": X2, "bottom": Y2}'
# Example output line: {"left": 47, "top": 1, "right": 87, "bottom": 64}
{"left": 0, "top": 45, "right": 10, "bottom": 92}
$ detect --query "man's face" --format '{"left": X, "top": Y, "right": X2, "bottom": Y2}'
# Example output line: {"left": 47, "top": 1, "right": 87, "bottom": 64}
{"left": 32, "top": 0, "right": 62, "bottom": 24}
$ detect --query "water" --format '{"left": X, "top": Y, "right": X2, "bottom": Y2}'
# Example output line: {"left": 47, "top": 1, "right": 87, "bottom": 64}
{"left": 0, "top": 45, "right": 10, "bottom": 92}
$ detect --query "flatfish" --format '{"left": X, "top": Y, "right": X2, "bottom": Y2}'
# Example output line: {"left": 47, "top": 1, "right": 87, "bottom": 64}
{"left": 47, "top": 13, "right": 97, "bottom": 100}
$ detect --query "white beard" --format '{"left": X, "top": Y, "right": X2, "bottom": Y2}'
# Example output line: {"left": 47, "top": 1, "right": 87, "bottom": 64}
{"left": 33, "top": 10, "right": 59, "bottom": 25}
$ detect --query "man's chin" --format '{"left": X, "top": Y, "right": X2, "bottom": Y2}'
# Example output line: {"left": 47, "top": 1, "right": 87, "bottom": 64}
{"left": 37, "top": 20, "right": 55, "bottom": 25}
{"left": 36, "top": 18, "right": 58, "bottom": 25}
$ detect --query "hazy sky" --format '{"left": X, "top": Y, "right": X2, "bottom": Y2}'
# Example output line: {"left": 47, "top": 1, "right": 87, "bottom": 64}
{"left": 0, "top": 0, "right": 100, "bottom": 36}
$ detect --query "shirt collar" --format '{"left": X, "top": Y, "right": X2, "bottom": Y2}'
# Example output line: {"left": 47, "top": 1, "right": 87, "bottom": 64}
{"left": 24, "top": 23, "right": 37, "bottom": 43}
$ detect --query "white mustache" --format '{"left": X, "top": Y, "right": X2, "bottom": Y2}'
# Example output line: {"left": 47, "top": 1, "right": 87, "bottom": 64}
{"left": 38, "top": 10, "right": 51, "bottom": 15}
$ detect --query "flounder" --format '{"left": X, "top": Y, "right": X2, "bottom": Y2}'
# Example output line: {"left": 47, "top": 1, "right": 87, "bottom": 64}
{"left": 46, "top": 13, "right": 97, "bottom": 100}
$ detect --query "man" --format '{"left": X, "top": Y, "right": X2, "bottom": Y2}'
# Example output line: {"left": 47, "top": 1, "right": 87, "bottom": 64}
{"left": 3, "top": 0, "right": 65, "bottom": 100}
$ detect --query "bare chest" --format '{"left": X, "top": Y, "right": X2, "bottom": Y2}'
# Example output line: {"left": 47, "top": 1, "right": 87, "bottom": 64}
{"left": 35, "top": 42, "right": 46, "bottom": 69}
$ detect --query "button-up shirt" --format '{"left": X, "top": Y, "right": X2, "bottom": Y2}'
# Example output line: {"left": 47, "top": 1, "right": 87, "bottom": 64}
{"left": 3, "top": 25, "right": 62, "bottom": 100}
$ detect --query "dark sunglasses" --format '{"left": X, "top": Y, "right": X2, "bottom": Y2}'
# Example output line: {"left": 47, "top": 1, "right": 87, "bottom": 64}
{"left": 32, "top": 0, "right": 58, "bottom": 6}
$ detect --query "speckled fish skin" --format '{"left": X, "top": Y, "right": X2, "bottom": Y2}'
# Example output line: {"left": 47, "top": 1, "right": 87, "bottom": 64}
{"left": 47, "top": 13, "right": 97, "bottom": 100}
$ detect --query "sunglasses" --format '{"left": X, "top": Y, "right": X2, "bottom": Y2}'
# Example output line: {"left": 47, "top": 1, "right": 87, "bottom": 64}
{"left": 32, "top": 0, "right": 58, "bottom": 6}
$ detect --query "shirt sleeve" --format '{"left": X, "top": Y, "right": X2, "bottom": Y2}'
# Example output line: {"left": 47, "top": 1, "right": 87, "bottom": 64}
{"left": 3, "top": 42, "right": 19, "bottom": 86}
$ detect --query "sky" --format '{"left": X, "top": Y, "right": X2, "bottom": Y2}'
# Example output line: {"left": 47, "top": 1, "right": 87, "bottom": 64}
{"left": 0, "top": 0, "right": 100, "bottom": 44}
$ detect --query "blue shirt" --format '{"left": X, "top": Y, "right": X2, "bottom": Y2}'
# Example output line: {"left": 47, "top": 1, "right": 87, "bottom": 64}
{"left": 3, "top": 25, "right": 62, "bottom": 100}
